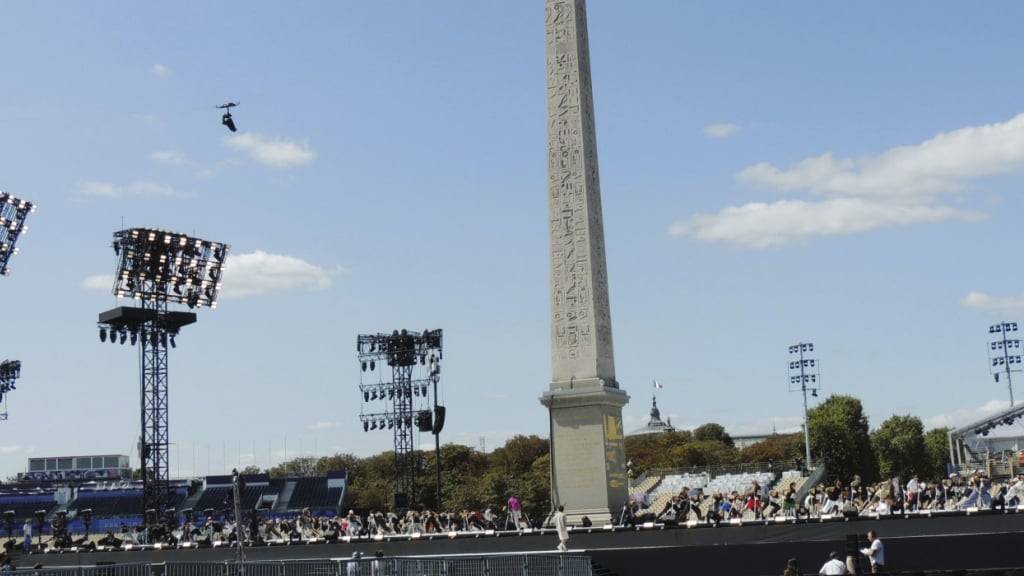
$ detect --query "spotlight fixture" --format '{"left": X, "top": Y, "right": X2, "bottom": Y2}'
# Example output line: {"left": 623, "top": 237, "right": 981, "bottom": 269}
{"left": 99, "top": 328, "right": 108, "bottom": 343}
{"left": 0, "top": 192, "right": 36, "bottom": 277}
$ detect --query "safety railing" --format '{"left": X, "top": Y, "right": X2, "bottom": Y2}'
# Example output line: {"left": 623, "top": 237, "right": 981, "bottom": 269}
{"left": 27, "top": 555, "right": 593, "bottom": 576}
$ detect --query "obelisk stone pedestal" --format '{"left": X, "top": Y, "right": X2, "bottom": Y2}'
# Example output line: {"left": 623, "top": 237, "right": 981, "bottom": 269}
{"left": 541, "top": 0, "right": 628, "bottom": 525}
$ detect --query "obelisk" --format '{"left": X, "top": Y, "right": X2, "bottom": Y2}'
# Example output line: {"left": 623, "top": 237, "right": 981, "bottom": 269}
{"left": 541, "top": 0, "right": 629, "bottom": 524}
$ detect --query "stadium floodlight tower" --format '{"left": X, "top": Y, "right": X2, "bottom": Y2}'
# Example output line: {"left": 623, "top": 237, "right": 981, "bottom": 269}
{"left": 357, "top": 329, "right": 443, "bottom": 511}
{"left": 989, "top": 322, "right": 1021, "bottom": 407}
{"left": 97, "top": 228, "right": 229, "bottom": 522}
{"left": 788, "top": 342, "right": 819, "bottom": 469}
{"left": 0, "top": 360, "right": 22, "bottom": 421}
{"left": 0, "top": 191, "right": 35, "bottom": 277}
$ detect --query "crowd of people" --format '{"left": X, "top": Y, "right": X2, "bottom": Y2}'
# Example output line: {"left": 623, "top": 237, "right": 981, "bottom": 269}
{"left": 2, "top": 493, "right": 546, "bottom": 551}
{"left": 621, "top": 469, "right": 1023, "bottom": 526}
{"left": 3, "top": 469, "right": 1022, "bottom": 555}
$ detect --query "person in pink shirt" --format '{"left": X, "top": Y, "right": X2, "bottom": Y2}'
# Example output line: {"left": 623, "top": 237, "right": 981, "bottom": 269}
{"left": 507, "top": 495, "right": 522, "bottom": 529}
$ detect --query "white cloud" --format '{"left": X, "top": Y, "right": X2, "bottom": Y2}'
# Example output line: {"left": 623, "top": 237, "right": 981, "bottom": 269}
{"left": 77, "top": 180, "right": 184, "bottom": 199}
{"left": 78, "top": 251, "right": 342, "bottom": 301}
{"left": 151, "top": 150, "right": 192, "bottom": 167}
{"left": 308, "top": 421, "right": 340, "bottom": 431}
{"left": 81, "top": 274, "right": 113, "bottom": 292}
{"left": 671, "top": 198, "right": 982, "bottom": 248}
{"left": 961, "top": 291, "right": 1024, "bottom": 315}
{"left": 675, "top": 113, "right": 1024, "bottom": 247}
{"left": 151, "top": 64, "right": 171, "bottom": 78}
{"left": 739, "top": 114, "right": 1024, "bottom": 198}
{"left": 224, "top": 133, "right": 316, "bottom": 169}
{"left": 703, "top": 123, "right": 739, "bottom": 139}
{"left": 0, "top": 445, "right": 30, "bottom": 456}
{"left": 221, "top": 250, "right": 344, "bottom": 299}
{"left": 925, "top": 399, "right": 1010, "bottom": 429}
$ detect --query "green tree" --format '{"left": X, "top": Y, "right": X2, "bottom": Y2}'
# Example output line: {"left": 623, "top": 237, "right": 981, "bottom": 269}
{"left": 923, "top": 427, "right": 952, "bottom": 480}
{"left": 268, "top": 456, "right": 319, "bottom": 478}
{"left": 239, "top": 465, "right": 263, "bottom": 475}
{"left": 624, "top": 430, "right": 693, "bottom": 473}
{"left": 872, "top": 415, "right": 927, "bottom": 480}
{"left": 740, "top": 433, "right": 804, "bottom": 464}
{"left": 693, "top": 423, "right": 734, "bottom": 447}
{"left": 669, "top": 440, "right": 739, "bottom": 468}
{"left": 807, "top": 395, "right": 877, "bottom": 482}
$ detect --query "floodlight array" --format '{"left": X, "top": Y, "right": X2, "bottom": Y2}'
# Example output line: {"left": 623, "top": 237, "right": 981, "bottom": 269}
{"left": 0, "top": 360, "right": 20, "bottom": 396}
{"left": 357, "top": 329, "right": 444, "bottom": 368}
{"left": 0, "top": 192, "right": 35, "bottom": 276}
{"left": 787, "top": 342, "right": 820, "bottom": 393}
{"left": 111, "top": 228, "right": 229, "bottom": 309}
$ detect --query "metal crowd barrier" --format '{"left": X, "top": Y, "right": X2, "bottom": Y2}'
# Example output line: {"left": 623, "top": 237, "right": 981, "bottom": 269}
{"left": 27, "top": 555, "right": 592, "bottom": 576}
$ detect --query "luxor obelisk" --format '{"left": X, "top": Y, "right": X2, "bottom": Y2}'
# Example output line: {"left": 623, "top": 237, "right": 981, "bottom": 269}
{"left": 541, "top": 0, "right": 629, "bottom": 524}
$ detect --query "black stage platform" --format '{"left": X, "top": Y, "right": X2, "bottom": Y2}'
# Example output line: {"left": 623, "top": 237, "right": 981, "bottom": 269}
{"left": 18, "top": 511, "right": 1024, "bottom": 575}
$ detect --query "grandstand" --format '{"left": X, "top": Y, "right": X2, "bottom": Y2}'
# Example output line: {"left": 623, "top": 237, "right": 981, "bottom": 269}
{"left": 0, "top": 470, "right": 346, "bottom": 535}
{"left": 631, "top": 464, "right": 806, "bottom": 520}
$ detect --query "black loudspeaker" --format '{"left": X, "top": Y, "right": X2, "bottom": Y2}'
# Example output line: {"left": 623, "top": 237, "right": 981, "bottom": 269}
{"left": 432, "top": 406, "right": 446, "bottom": 435}
{"left": 394, "top": 493, "right": 408, "bottom": 510}
{"left": 416, "top": 411, "right": 433, "bottom": 432}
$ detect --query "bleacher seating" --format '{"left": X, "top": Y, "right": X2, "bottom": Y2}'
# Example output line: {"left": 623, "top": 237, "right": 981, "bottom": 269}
{"left": 705, "top": 472, "right": 774, "bottom": 495}
{"left": 287, "top": 478, "right": 341, "bottom": 510}
{"left": 68, "top": 490, "right": 143, "bottom": 517}
{"left": 0, "top": 493, "right": 57, "bottom": 524}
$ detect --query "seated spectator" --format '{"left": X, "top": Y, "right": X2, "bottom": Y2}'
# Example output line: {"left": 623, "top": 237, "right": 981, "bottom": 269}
{"left": 97, "top": 531, "right": 123, "bottom": 548}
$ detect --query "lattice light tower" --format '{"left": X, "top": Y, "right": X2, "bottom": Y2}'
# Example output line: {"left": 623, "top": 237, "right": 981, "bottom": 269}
{"left": 788, "top": 342, "right": 819, "bottom": 468}
{"left": 989, "top": 322, "right": 1021, "bottom": 407}
{"left": 0, "top": 360, "right": 22, "bottom": 421}
{"left": 0, "top": 191, "right": 35, "bottom": 277}
{"left": 357, "top": 329, "right": 443, "bottom": 511}
{"left": 97, "top": 228, "right": 229, "bottom": 521}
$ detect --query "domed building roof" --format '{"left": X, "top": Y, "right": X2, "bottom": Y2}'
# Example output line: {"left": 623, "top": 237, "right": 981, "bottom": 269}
{"left": 627, "top": 394, "right": 676, "bottom": 436}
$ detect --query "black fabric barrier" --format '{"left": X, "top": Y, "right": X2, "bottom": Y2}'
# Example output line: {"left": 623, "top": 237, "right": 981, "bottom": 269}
{"left": 17, "top": 511, "right": 1024, "bottom": 572}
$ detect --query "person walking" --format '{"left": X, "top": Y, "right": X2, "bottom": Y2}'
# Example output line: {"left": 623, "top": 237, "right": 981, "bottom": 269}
{"left": 553, "top": 505, "right": 569, "bottom": 553}
{"left": 860, "top": 530, "right": 885, "bottom": 573}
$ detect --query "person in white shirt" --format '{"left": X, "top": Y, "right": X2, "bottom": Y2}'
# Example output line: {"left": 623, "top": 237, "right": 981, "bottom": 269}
{"left": 819, "top": 551, "right": 848, "bottom": 575}
{"left": 906, "top": 476, "right": 920, "bottom": 511}
{"left": 22, "top": 520, "right": 31, "bottom": 552}
{"left": 860, "top": 530, "right": 885, "bottom": 573}
{"left": 553, "top": 505, "right": 569, "bottom": 553}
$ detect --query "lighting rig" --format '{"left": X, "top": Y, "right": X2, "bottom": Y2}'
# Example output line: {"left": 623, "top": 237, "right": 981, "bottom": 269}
{"left": 97, "top": 228, "right": 229, "bottom": 522}
{"left": 0, "top": 360, "right": 21, "bottom": 421}
{"left": 989, "top": 322, "right": 1021, "bottom": 407}
{"left": 0, "top": 191, "right": 35, "bottom": 277}
{"left": 357, "top": 329, "right": 444, "bottom": 511}
{"left": 788, "top": 342, "right": 819, "bottom": 469}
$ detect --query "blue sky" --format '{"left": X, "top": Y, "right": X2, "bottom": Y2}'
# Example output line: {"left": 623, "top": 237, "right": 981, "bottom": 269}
{"left": 1, "top": 0, "right": 1023, "bottom": 478}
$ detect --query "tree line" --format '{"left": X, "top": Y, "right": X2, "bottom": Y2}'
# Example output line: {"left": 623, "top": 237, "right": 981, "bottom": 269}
{"left": 249, "top": 395, "right": 951, "bottom": 514}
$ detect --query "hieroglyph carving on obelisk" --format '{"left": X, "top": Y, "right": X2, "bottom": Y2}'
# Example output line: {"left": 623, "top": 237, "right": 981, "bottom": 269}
{"left": 547, "top": 0, "right": 616, "bottom": 390}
